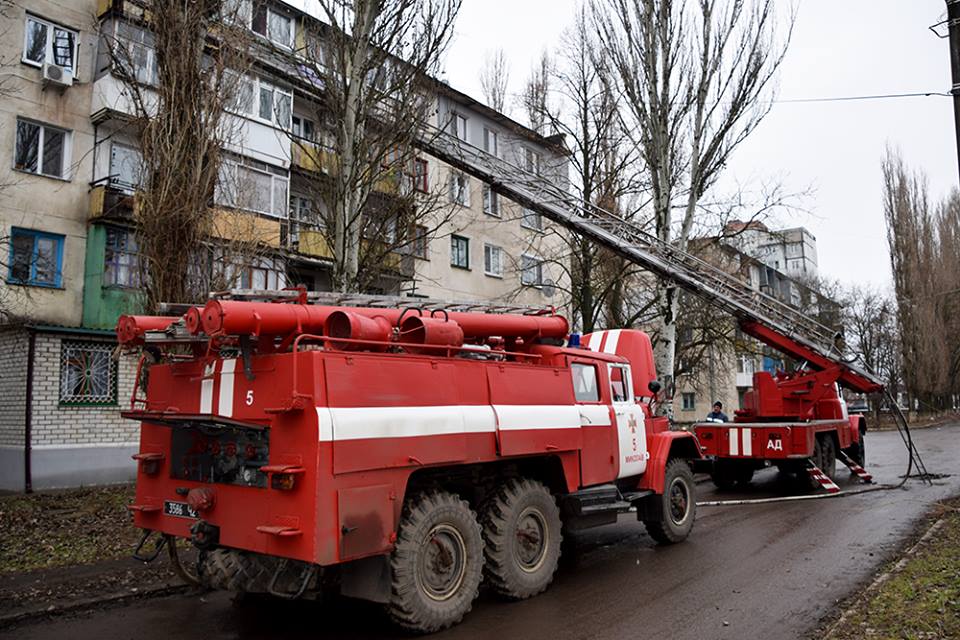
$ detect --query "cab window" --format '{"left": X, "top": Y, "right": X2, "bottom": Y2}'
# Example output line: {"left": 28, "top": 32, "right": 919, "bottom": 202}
{"left": 571, "top": 363, "right": 600, "bottom": 402}
{"left": 609, "top": 365, "right": 631, "bottom": 403}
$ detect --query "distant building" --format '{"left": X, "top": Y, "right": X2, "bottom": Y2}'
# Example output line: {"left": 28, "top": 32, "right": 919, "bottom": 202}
{"left": 722, "top": 220, "right": 819, "bottom": 279}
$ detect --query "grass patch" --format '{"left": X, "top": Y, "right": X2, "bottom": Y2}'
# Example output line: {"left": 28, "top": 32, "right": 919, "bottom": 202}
{"left": 0, "top": 485, "right": 140, "bottom": 574}
{"left": 825, "top": 498, "right": 960, "bottom": 640}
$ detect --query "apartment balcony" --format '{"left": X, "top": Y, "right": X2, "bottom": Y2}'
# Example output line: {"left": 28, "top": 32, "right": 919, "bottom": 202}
{"left": 96, "top": 0, "right": 150, "bottom": 20}
{"left": 89, "top": 178, "right": 138, "bottom": 222}
{"left": 290, "top": 141, "right": 336, "bottom": 175}
{"left": 287, "top": 221, "right": 334, "bottom": 260}
{"left": 285, "top": 222, "right": 406, "bottom": 275}
{"left": 210, "top": 209, "right": 282, "bottom": 248}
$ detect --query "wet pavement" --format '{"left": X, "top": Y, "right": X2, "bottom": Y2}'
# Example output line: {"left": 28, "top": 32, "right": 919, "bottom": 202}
{"left": 3, "top": 423, "right": 958, "bottom": 640}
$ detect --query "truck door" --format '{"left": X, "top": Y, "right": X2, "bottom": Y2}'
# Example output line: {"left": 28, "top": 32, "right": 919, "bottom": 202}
{"left": 609, "top": 364, "right": 648, "bottom": 478}
{"left": 572, "top": 362, "right": 616, "bottom": 486}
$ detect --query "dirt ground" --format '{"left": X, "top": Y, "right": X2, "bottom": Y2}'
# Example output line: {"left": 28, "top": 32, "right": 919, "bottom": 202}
{"left": 0, "top": 485, "right": 139, "bottom": 574}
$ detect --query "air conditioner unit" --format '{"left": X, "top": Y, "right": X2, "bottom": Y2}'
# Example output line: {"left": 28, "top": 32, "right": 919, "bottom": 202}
{"left": 42, "top": 63, "right": 74, "bottom": 88}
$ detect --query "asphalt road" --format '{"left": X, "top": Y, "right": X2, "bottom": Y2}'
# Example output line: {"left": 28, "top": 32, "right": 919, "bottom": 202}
{"left": 4, "top": 423, "right": 958, "bottom": 640}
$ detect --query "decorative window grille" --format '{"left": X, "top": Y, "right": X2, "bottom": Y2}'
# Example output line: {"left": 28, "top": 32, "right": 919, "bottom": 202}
{"left": 59, "top": 341, "right": 117, "bottom": 405}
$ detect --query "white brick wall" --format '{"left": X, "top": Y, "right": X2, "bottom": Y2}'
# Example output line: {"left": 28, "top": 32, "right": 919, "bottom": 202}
{"left": 28, "top": 332, "right": 139, "bottom": 447}
{"left": 0, "top": 329, "right": 29, "bottom": 447}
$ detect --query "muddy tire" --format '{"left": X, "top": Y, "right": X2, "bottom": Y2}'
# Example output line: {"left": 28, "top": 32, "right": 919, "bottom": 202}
{"left": 386, "top": 490, "right": 483, "bottom": 633}
{"left": 199, "top": 548, "right": 274, "bottom": 592}
{"left": 820, "top": 434, "right": 837, "bottom": 479}
{"left": 480, "top": 478, "right": 562, "bottom": 600}
{"left": 710, "top": 460, "right": 754, "bottom": 491}
{"left": 644, "top": 459, "right": 696, "bottom": 544}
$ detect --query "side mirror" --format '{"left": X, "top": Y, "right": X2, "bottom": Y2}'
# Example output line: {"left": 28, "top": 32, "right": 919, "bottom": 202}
{"left": 648, "top": 380, "right": 662, "bottom": 394}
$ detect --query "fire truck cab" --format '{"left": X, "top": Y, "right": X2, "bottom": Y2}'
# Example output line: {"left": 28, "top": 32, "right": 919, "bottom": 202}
{"left": 123, "top": 300, "right": 701, "bottom": 633}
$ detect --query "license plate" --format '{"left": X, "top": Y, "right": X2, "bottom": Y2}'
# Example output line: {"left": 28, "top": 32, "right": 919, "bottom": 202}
{"left": 163, "top": 500, "right": 198, "bottom": 519}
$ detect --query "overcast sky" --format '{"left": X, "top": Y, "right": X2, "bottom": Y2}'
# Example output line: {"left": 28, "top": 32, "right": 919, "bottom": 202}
{"left": 442, "top": 0, "right": 957, "bottom": 290}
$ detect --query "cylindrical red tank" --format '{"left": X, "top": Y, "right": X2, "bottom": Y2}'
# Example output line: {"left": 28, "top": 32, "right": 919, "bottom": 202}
{"left": 200, "top": 300, "right": 568, "bottom": 345}
{"left": 325, "top": 310, "right": 394, "bottom": 350}
{"left": 116, "top": 315, "right": 179, "bottom": 346}
{"left": 445, "top": 312, "right": 568, "bottom": 342}
{"left": 399, "top": 315, "right": 465, "bottom": 353}
{"left": 184, "top": 306, "right": 206, "bottom": 335}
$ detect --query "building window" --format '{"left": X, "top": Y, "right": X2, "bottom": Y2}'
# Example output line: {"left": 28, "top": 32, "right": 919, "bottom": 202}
{"left": 229, "top": 74, "right": 292, "bottom": 129}
{"left": 483, "top": 127, "right": 498, "bottom": 156}
{"left": 114, "top": 21, "right": 158, "bottom": 85}
{"left": 451, "top": 235, "right": 469, "bottom": 269}
{"left": 398, "top": 225, "right": 428, "bottom": 259}
{"left": 521, "top": 254, "right": 543, "bottom": 286}
{"left": 681, "top": 392, "right": 696, "bottom": 411}
{"left": 449, "top": 172, "right": 470, "bottom": 206}
{"left": 451, "top": 112, "right": 468, "bottom": 141}
{"left": 571, "top": 363, "right": 600, "bottom": 403}
{"left": 413, "top": 158, "right": 428, "bottom": 193}
{"left": 109, "top": 143, "right": 143, "bottom": 191}
{"left": 225, "top": 254, "right": 287, "bottom": 290}
{"left": 524, "top": 147, "right": 541, "bottom": 175}
{"left": 289, "top": 193, "right": 315, "bottom": 222}
{"left": 521, "top": 208, "right": 543, "bottom": 231}
{"left": 226, "top": 0, "right": 294, "bottom": 48}
{"left": 104, "top": 227, "right": 140, "bottom": 287}
{"left": 15, "top": 119, "right": 70, "bottom": 179}
{"left": 216, "top": 155, "right": 289, "bottom": 218}
{"left": 484, "top": 244, "right": 503, "bottom": 277}
{"left": 292, "top": 115, "right": 315, "bottom": 141}
{"left": 483, "top": 186, "right": 499, "bottom": 217}
{"left": 22, "top": 15, "right": 77, "bottom": 72}
{"left": 59, "top": 341, "right": 117, "bottom": 406}
{"left": 8, "top": 227, "right": 64, "bottom": 288}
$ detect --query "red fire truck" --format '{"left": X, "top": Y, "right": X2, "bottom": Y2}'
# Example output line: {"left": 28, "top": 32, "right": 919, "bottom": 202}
{"left": 120, "top": 109, "right": 888, "bottom": 633}
{"left": 121, "top": 296, "right": 701, "bottom": 632}
{"left": 693, "top": 321, "right": 878, "bottom": 492}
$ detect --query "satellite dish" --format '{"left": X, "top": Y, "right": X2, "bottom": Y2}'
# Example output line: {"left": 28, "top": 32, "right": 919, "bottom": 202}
{"left": 541, "top": 278, "right": 556, "bottom": 298}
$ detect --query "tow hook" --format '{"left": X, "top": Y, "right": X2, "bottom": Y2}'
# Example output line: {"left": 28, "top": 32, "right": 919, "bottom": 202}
{"left": 190, "top": 520, "right": 221, "bottom": 551}
{"left": 133, "top": 529, "right": 167, "bottom": 562}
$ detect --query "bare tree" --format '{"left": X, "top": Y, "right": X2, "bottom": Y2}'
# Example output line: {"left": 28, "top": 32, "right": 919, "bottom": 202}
{"left": 105, "top": 0, "right": 255, "bottom": 311}
{"left": 840, "top": 284, "right": 901, "bottom": 403}
{"left": 520, "top": 50, "right": 553, "bottom": 135}
{"left": 520, "top": 7, "right": 646, "bottom": 332}
{"left": 479, "top": 48, "right": 510, "bottom": 113}
{"left": 287, "top": 0, "right": 461, "bottom": 293}
{"left": 592, "top": 0, "right": 792, "bottom": 404}
{"left": 883, "top": 149, "right": 960, "bottom": 410}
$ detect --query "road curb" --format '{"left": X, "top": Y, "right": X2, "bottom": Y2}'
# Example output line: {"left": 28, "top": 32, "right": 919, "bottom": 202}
{"left": 0, "top": 582, "right": 191, "bottom": 629}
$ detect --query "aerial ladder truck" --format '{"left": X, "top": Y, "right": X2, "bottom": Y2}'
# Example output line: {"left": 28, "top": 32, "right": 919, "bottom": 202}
{"left": 118, "top": 119, "right": 903, "bottom": 633}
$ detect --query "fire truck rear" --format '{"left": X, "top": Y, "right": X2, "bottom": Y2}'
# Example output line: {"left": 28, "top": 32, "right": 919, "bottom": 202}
{"left": 693, "top": 321, "right": 878, "bottom": 491}
{"left": 121, "top": 295, "right": 701, "bottom": 632}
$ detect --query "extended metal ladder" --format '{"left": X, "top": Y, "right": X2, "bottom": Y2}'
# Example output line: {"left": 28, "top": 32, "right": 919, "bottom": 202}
{"left": 413, "top": 124, "right": 883, "bottom": 388}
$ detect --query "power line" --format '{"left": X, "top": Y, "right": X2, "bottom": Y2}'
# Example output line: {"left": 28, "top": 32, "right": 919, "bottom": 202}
{"left": 774, "top": 91, "right": 951, "bottom": 104}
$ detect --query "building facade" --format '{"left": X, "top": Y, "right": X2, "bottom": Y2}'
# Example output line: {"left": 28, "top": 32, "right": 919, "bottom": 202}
{"left": 0, "top": 0, "right": 570, "bottom": 491}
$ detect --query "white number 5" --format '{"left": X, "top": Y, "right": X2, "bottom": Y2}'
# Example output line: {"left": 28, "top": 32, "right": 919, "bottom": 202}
{"left": 245, "top": 390, "right": 254, "bottom": 406}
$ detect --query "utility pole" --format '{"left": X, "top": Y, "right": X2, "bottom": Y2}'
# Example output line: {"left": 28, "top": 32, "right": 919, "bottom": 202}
{"left": 947, "top": 0, "right": 960, "bottom": 184}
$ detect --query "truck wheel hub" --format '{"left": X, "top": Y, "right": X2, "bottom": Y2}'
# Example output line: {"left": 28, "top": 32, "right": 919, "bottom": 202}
{"left": 515, "top": 507, "right": 548, "bottom": 572}
{"left": 419, "top": 524, "right": 466, "bottom": 601}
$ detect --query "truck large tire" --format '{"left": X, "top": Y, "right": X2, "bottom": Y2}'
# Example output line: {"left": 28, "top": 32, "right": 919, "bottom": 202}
{"left": 644, "top": 459, "right": 696, "bottom": 544}
{"left": 387, "top": 490, "right": 483, "bottom": 633}
{"left": 199, "top": 548, "right": 274, "bottom": 592}
{"left": 710, "top": 459, "right": 754, "bottom": 491}
{"left": 820, "top": 434, "right": 837, "bottom": 478}
{"left": 480, "top": 478, "right": 562, "bottom": 600}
